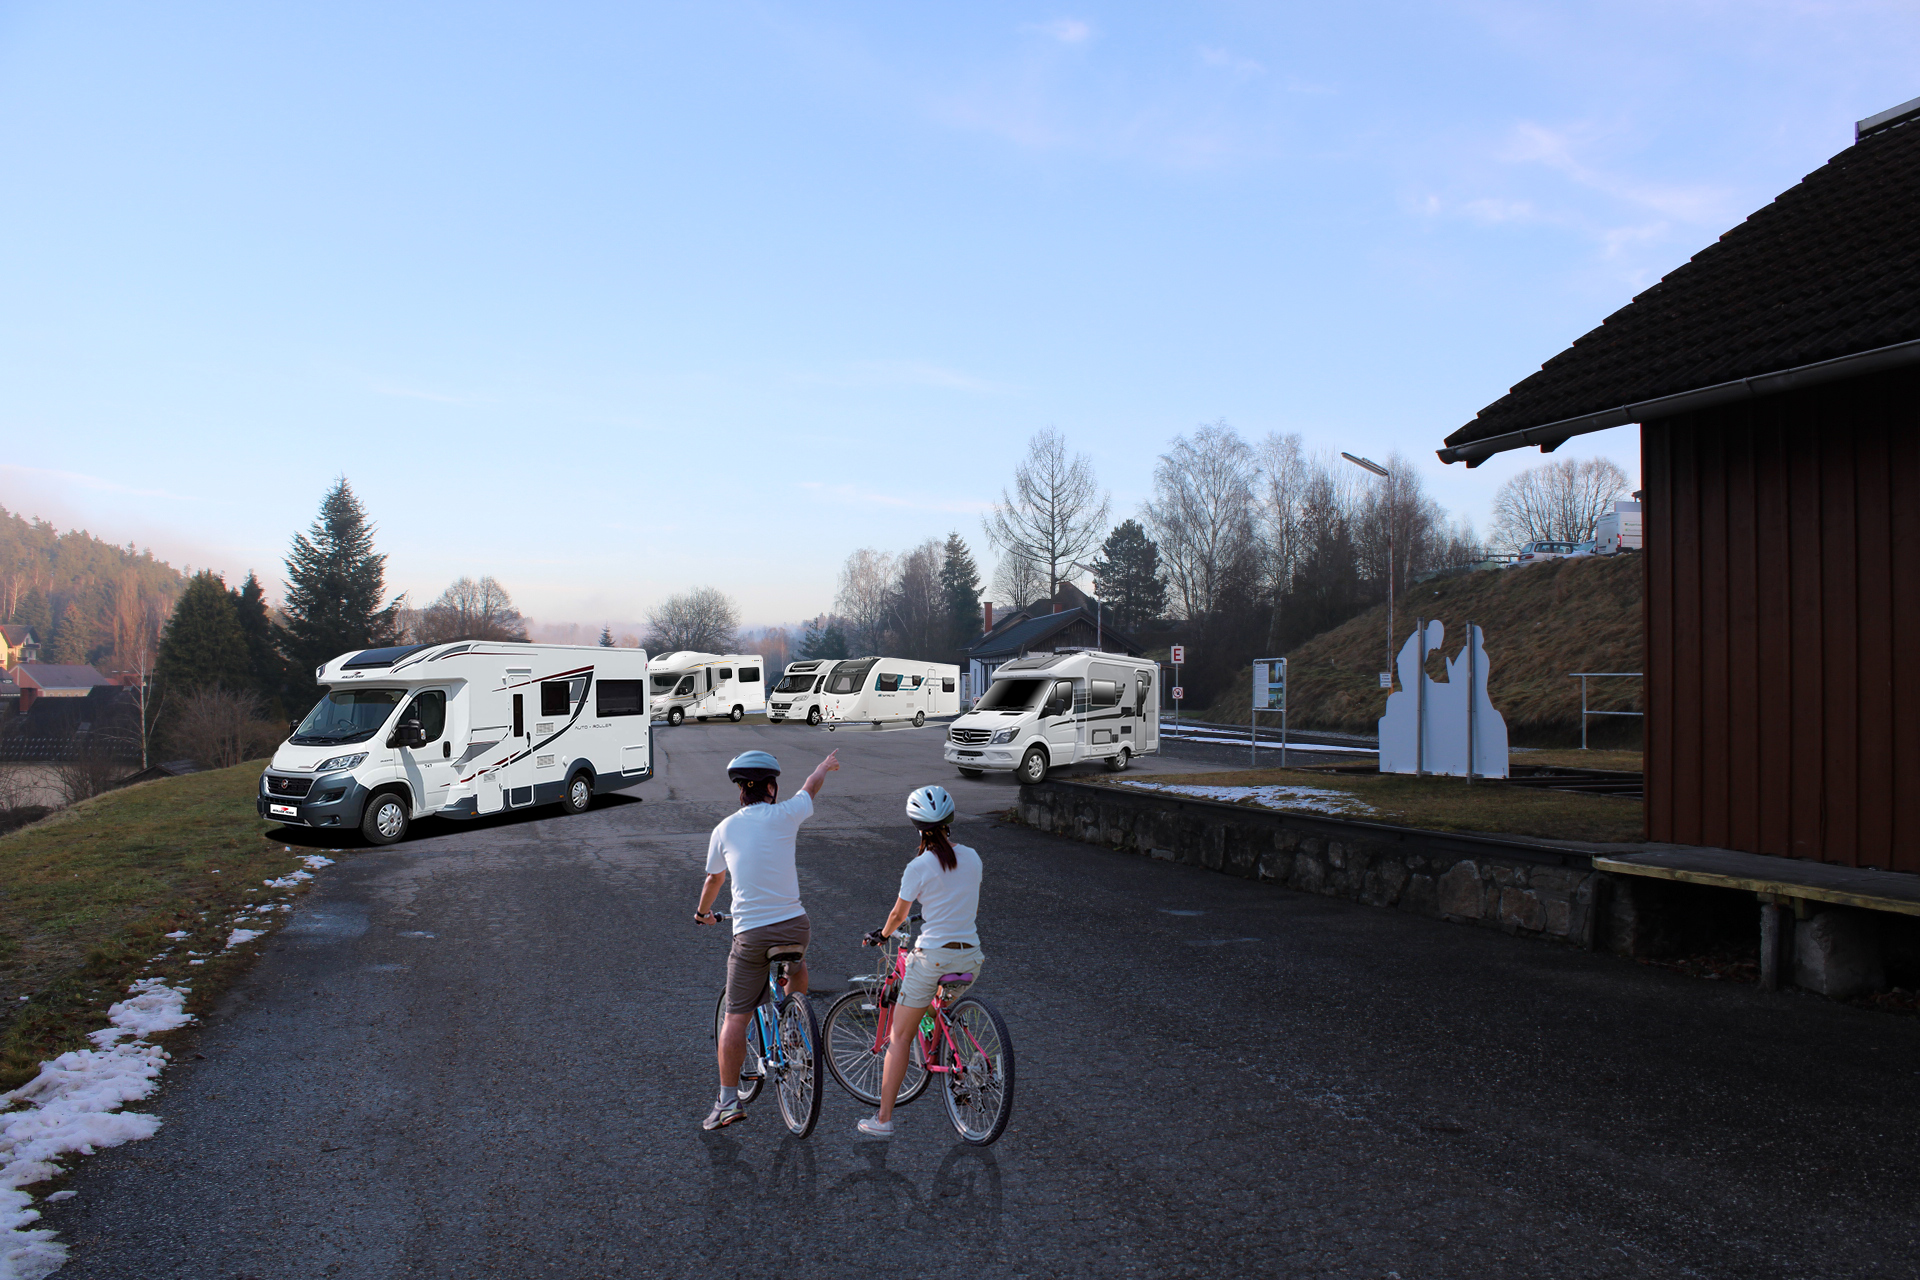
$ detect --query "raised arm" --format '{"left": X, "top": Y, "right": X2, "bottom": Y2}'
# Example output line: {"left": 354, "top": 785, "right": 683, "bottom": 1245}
{"left": 801, "top": 750, "right": 840, "bottom": 799}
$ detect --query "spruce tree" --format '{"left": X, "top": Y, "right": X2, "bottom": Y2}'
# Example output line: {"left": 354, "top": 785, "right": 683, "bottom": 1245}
{"left": 799, "top": 619, "right": 849, "bottom": 660}
{"left": 15, "top": 587, "right": 51, "bottom": 639}
{"left": 280, "top": 479, "right": 400, "bottom": 700}
{"left": 155, "top": 572, "right": 252, "bottom": 695}
{"left": 1089, "top": 520, "right": 1167, "bottom": 634}
{"left": 236, "top": 571, "right": 289, "bottom": 715}
{"left": 599, "top": 625, "right": 615, "bottom": 647}
{"left": 938, "top": 532, "right": 982, "bottom": 650}
{"left": 47, "top": 600, "right": 92, "bottom": 664}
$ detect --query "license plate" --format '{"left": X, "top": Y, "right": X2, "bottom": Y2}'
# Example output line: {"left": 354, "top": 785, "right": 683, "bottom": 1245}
{"left": 269, "top": 803, "right": 298, "bottom": 817}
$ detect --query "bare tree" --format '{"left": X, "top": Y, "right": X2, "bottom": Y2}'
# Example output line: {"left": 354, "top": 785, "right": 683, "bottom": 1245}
{"left": 990, "top": 552, "right": 1046, "bottom": 612}
{"left": 167, "top": 686, "right": 270, "bottom": 770}
{"left": 1490, "top": 457, "right": 1632, "bottom": 550}
{"left": 983, "top": 429, "right": 1110, "bottom": 607}
{"left": 1146, "top": 421, "right": 1260, "bottom": 620}
{"left": 1255, "top": 431, "right": 1316, "bottom": 648}
{"left": 411, "top": 576, "right": 530, "bottom": 644}
{"left": 644, "top": 587, "right": 741, "bottom": 655}
{"left": 835, "top": 549, "right": 898, "bottom": 656}
{"left": 888, "top": 539, "right": 946, "bottom": 659}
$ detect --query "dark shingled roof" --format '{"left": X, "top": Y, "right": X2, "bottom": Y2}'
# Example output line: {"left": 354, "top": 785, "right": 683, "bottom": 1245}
{"left": 1445, "top": 112, "right": 1920, "bottom": 450}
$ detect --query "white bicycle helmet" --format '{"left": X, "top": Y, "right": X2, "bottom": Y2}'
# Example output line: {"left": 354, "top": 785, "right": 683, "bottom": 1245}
{"left": 906, "top": 784, "right": 955, "bottom": 825}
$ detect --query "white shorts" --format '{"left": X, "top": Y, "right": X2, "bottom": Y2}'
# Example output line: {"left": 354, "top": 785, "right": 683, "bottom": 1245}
{"left": 898, "top": 944, "right": 985, "bottom": 1008}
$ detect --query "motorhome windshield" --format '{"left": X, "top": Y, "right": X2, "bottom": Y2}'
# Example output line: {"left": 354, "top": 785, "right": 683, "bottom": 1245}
{"left": 673, "top": 676, "right": 697, "bottom": 697}
{"left": 773, "top": 669, "right": 819, "bottom": 694}
{"left": 825, "top": 658, "right": 875, "bottom": 695}
{"left": 650, "top": 674, "right": 680, "bottom": 692}
{"left": 975, "top": 678, "right": 1048, "bottom": 711}
{"left": 291, "top": 689, "right": 405, "bottom": 744}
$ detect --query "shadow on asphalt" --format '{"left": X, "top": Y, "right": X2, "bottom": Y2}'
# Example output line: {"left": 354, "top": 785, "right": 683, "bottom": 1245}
{"left": 265, "top": 790, "right": 645, "bottom": 849}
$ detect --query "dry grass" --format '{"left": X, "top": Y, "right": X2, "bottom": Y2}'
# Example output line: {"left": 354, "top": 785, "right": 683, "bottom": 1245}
{"left": 0, "top": 762, "right": 318, "bottom": 1090}
{"left": 1515, "top": 748, "right": 1643, "bottom": 771}
{"left": 1202, "top": 554, "right": 1645, "bottom": 744}
{"left": 1096, "top": 766, "right": 1645, "bottom": 843}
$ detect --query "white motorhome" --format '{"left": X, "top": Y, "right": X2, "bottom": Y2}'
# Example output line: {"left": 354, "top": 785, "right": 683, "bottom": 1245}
{"left": 815, "top": 656, "right": 960, "bottom": 728}
{"left": 646, "top": 651, "right": 766, "bottom": 726}
{"left": 942, "top": 650, "right": 1159, "bottom": 783}
{"left": 767, "top": 658, "right": 839, "bottom": 725}
{"left": 257, "top": 641, "right": 653, "bottom": 845}
{"left": 1593, "top": 500, "right": 1643, "bottom": 555}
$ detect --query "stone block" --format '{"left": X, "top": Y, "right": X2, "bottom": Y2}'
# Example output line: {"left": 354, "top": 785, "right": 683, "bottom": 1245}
{"left": 1402, "top": 873, "right": 1438, "bottom": 915}
{"left": 1794, "top": 907, "right": 1886, "bottom": 999}
{"left": 1437, "top": 862, "right": 1484, "bottom": 919}
{"left": 1490, "top": 864, "right": 1523, "bottom": 888}
{"left": 1499, "top": 887, "right": 1545, "bottom": 932}
{"left": 1543, "top": 895, "right": 1571, "bottom": 937}
{"left": 1532, "top": 868, "right": 1576, "bottom": 896}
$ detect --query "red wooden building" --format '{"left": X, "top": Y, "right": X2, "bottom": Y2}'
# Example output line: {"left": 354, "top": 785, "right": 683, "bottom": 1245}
{"left": 1439, "top": 97, "right": 1920, "bottom": 876}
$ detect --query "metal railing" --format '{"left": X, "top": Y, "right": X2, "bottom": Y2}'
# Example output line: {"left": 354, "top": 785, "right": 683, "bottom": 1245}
{"left": 1569, "top": 672, "right": 1643, "bottom": 749}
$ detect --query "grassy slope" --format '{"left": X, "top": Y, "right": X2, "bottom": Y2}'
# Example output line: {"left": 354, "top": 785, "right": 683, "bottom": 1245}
{"left": 0, "top": 763, "right": 313, "bottom": 1090}
{"left": 1202, "top": 554, "right": 1645, "bottom": 741}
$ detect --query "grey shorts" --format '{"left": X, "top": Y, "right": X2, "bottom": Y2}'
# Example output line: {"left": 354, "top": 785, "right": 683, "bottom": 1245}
{"left": 726, "top": 914, "right": 810, "bottom": 1013}
{"left": 898, "top": 943, "right": 985, "bottom": 1008}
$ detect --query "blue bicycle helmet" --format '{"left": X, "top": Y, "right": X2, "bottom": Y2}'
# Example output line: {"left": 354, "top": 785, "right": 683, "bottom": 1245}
{"left": 726, "top": 750, "right": 781, "bottom": 779}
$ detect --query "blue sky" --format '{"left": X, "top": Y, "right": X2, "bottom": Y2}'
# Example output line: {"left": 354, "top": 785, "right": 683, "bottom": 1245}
{"left": 5, "top": 2, "right": 1917, "bottom": 631}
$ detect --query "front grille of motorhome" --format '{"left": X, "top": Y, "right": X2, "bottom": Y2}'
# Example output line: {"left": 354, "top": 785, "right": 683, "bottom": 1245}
{"left": 770, "top": 702, "right": 790, "bottom": 711}
{"left": 266, "top": 774, "right": 314, "bottom": 798}
{"left": 949, "top": 727, "right": 991, "bottom": 745}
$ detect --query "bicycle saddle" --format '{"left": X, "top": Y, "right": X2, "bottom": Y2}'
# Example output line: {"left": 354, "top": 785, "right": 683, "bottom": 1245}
{"left": 938, "top": 973, "right": 976, "bottom": 985}
{"left": 767, "top": 949, "right": 806, "bottom": 966}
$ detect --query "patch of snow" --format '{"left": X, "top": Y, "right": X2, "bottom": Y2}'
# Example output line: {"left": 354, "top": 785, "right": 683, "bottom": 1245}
{"left": 163, "top": 932, "right": 189, "bottom": 941}
{"left": 224, "top": 929, "right": 263, "bottom": 950}
{"left": 262, "top": 871, "right": 312, "bottom": 889}
{"left": 38, "top": 1194, "right": 71, "bottom": 1204}
{"left": 398, "top": 931, "right": 435, "bottom": 939}
{"left": 0, "top": 979, "right": 193, "bottom": 1278}
{"left": 300, "top": 855, "right": 333, "bottom": 870}
{"left": 1119, "top": 781, "right": 1376, "bottom": 817}
{"left": 187, "top": 960, "right": 204, "bottom": 966}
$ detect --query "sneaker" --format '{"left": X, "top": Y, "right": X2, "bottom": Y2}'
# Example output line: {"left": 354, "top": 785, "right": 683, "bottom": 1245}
{"left": 703, "top": 1098, "right": 747, "bottom": 1131}
{"left": 856, "top": 1116, "right": 894, "bottom": 1139}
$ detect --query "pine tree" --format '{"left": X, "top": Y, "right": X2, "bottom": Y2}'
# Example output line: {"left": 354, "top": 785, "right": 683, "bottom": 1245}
{"left": 599, "top": 625, "right": 615, "bottom": 647}
{"left": 798, "top": 619, "right": 849, "bottom": 660}
{"left": 1089, "top": 519, "right": 1167, "bottom": 634}
{"left": 46, "top": 600, "right": 92, "bottom": 664}
{"left": 938, "top": 532, "right": 982, "bottom": 650}
{"left": 236, "top": 571, "right": 288, "bottom": 715}
{"left": 155, "top": 572, "right": 252, "bottom": 695}
{"left": 280, "top": 479, "right": 400, "bottom": 701}
{"left": 15, "top": 587, "right": 51, "bottom": 639}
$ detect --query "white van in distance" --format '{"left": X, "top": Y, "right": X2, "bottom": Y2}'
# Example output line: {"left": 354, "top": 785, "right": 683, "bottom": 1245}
{"left": 768, "top": 658, "right": 837, "bottom": 725}
{"left": 815, "top": 657, "right": 960, "bottom": 728}
{"left": 1593, "top": 500, "right": 1643, "bottom": 554}
{"left": 646, "top": 651, "right": 766, "bottom": 726}
{"left": 943, "top": 650, "right": 1159, "bottom": 783}
{"left": 258, "top": 641, "right": 653, "bottom": 845}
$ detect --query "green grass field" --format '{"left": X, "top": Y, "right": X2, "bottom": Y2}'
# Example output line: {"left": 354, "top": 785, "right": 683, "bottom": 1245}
{"left": 0, "top": 763, "right": 316, "bottom": 1090}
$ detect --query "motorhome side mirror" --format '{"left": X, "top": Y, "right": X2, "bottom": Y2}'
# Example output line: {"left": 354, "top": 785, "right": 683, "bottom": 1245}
{"left": 390, "top": 721, "right": 426, "bottom": 749}
{"left": 288, "top": 720, "right": 299, "bottom": 736}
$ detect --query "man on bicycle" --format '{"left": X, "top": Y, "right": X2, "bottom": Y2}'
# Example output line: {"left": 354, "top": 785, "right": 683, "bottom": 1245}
{"left": 694, "top": 747, "right": 840, "bottom": 1130}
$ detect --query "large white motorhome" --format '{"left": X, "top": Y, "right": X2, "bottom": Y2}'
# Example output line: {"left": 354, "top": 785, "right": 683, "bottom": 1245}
{"left": 646, "top": 651, "right": 766, "bottom": 725}
{"left": 767, "top": 657, "right": 838, "bottom": 725}
{"left": 814, "top": 656, "right": 961, "bottom": 728}
{"left": 942, "top": 650, "right": 1159, "bottom": 783}
{"left": 258, "top": 641, "right": 653, "bottom": 845}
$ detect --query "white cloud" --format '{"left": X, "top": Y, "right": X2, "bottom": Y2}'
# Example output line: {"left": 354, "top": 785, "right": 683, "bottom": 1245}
{"left": 1502, "top": 122, "right": 1732, "bottom": 224}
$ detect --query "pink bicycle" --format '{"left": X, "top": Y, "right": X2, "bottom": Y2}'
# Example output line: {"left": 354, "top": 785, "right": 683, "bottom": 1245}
{"left": 821, "top": 920, "right": 1015, "bottom": 1146}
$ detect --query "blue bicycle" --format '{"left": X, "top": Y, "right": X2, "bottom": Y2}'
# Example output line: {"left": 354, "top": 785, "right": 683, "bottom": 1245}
{"left": 709, "top": 915, "right": 824, "bottom": 1137}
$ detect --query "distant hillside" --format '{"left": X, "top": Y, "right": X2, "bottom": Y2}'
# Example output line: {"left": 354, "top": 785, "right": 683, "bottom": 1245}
{"left": 0, "top": 508, "right": 188, "bottom": 670}
{"left": 1199, "top": 554, "right": 1644, "bottom": 746}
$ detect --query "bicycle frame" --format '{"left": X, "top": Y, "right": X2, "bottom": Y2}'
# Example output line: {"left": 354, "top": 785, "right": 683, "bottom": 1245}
{"left": 749, "top": 959, "right": 802, "bottom": 1074}
{"left": 865, "top": 932, "right": 988, "bottom": 1079}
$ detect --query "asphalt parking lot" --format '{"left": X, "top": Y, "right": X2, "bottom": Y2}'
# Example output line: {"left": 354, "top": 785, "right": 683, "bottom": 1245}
{"left": 46, "top": 721, "right": 1920, "bottom": 1279}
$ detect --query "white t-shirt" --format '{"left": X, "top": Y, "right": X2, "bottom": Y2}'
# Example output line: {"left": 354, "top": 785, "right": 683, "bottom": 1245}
{"left": 705, "top": 791, "right": 814, "bottom": 933}
{"left": 898, "top": 844, "right": 982, "bottom": 949}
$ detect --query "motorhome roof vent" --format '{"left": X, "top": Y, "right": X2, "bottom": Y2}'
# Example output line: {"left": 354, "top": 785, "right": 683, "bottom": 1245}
{"left": 342, "top": 644, "right": 431, "bottom": 669}
{"left": 999, "top": 653, "right": 1070, "bottom": 671}
{"left": 1857, "top": 94, "right": 1920, "bottom": 140}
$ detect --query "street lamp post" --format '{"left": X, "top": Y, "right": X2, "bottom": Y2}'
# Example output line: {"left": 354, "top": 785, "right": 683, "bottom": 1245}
{"left": 1341, "top": 452, "right": 1394, "bottom": 682}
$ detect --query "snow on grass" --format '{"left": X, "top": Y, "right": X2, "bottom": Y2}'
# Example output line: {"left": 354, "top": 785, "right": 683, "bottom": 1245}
{"left": 0, "top": 980, "right": 193, "bottom": 1280}
{"left": 300, "top": 855, "right": 333, "bottom": 870}
{"left": 224, "top": 929, "right": 263, "bottom": 950}
{"left": 1118, "top": 781, "right": 1376, "bottom": 817}
{"left": 262, "top": 870, "right": 312, "bottom": 889}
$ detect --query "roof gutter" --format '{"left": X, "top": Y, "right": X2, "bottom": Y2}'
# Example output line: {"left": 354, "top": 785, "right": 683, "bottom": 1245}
{"left": 1436, "top": 336, "right": 1920, "bottom": 467}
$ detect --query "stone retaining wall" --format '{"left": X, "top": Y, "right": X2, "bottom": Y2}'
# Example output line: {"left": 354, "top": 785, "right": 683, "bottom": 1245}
{"left": 1018, "top": 779, "right": 1636, "bottom": 952}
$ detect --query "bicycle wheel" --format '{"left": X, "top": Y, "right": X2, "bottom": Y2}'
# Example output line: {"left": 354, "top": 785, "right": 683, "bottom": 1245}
{"left": 939, "top": 996, "right": 1014, "bottom": 1146}
{"left": 822, "top": 990, "right": 929, "bottom": 1107}
{"left": 774, "top": 993, "right": 823, "bottom": 1137}
{"left": 714, "top": 987, "right": 765, "bottom": 1105}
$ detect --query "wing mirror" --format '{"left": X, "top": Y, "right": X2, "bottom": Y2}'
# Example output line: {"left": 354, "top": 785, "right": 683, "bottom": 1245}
{"left": 389, "top": 720, "right": 426, "bottom": 749}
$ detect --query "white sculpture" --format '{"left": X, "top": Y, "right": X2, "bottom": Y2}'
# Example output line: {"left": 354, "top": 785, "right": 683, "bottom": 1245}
{"left": 1377, "top": 620, "right": 1508, "bottom": 778}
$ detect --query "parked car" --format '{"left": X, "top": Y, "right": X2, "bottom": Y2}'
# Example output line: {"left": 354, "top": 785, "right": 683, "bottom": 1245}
{"left": 1509, "top": 539, "right": 1588, "bottom": 566}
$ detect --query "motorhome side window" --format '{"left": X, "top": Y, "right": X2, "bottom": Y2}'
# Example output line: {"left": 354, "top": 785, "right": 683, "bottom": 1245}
{"left": 596, "top": 680, "right": 645, "bottom": 717}
{"left": 540, "top": 681, "right": 571, "bottom": 716}
{"left": 942, "top": 678, "right": 955, "bottom": 693}
{"left": 877, "top": 673, "right": 901, "bottom": 692}
{"left": 401, "top": 691, "right": 446, "bottom": 742}
{"left": 826, "top": 659, "right": 876, "bottom": 694}
{"left": 739, "top": 667, "right": 759, "bottom": 683}
{"left": 674, "top": 676, "right": 696, "bottom": 696}
{"left": 1090, "top": 679, "right": 1119, "bottom": 707}
{"left": 719, "top": 668, "right": 733, "bottom": 681}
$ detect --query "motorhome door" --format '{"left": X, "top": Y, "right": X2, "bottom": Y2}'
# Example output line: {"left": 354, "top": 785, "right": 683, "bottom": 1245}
{"left": 1137, "top": 669, "right": 1157, "bottom": 751}
{"left": 395, "top": 688, "right": 456, "bottom": 811}
{"left": 503, "top": 687, "right": 536, "bottom": 807}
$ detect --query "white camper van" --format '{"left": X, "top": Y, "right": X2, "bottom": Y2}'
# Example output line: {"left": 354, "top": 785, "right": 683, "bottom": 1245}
{"left": 767, "top": 658, "right": 838, "bottom": 725}
{"left": 646, "top": 651, "right": 766, "bottom": 726}
{"left": 815, "top": 656, "right": 961, "bottom": 728}
{"left": 257, "top": 641, "right": 653, "bottom": 845}
{"left": 943, "top": 650, "right": 1159, "bottom": 783}
{"left": 1593, "top": 500, "right": 1643, "bottom": 555}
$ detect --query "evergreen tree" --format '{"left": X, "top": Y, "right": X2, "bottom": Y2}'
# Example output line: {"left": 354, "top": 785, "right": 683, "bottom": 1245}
{"left": 798, "top": 618, "right": 849, "bottom": 660}
{"left": 154, "top": 571, "right": 252, "bottom": 696}
{"left": 15, "top": 587, "right": 51, "bottom": 638}
{"left": 280, "top": 479, "right": 400, "bottom": 701}
{"left": 599, "top": 625, "right": 615, "bottom": 647}
{"left": 46, "top": 599, "right": 92, "bottom": 664}
{"left": 1089, "top": 519, "right": 1167, "bottom": 634}
{"left": 938, "top": 532, "right": 982, "bottom": 650}
{"left": 236, "top": 571, "right": 289, "bottom": 715}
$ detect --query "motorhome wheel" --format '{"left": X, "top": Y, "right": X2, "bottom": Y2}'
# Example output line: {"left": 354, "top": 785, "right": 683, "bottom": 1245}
{"left": 1105, "top": 747, "right": 1131, "bottom": 772}
{"left": 729, "top": 706, "right": 744, "bottom": 722}
{"left": 667, "top": 707, "right": 684, "bottom": 726}
{"left": 361, "top": 792, "right": 410, "bottom": 845}
{"left": 807, "top": 708, "right": 822, "bottom": 725}
{"left": 1017, "top": 748, "right": 1049, "bottom": 785}
{"left": 564, "top": 772, "right": 592, "bottom": 814}
{"left": 913, "top": 711, "right": 925, "bottom": 728}
{"left": 957, "top": 767, "right": 983, "bottom": 778}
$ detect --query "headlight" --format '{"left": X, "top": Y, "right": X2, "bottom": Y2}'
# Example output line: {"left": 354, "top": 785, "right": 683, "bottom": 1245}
{"left": 990, "top": 728, "right": 1017, "bottom": 745}
{"left": 314, "top": 753, "right": 368, "bottom": 773}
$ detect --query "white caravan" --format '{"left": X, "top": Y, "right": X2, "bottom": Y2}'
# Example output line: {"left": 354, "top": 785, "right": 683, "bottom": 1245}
{"left": 1593, "top": 500, "right": 1643, "bottom": 554}
{"left": 767, "top": 658, "right": 839, "bottom": 725}
{"left": 815, "top": 656, "right": 961, "bottom": 728}
{"left": 942, "top": 650, "right": 1159, "bottom": 783}
{"left": 258, "top": 641, "right": 653, "bottom": 845}
{"left": 646, "top": 651, "right": 766, "bottom": 726}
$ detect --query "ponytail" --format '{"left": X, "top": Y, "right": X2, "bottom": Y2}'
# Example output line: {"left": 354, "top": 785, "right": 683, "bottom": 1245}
{"left": 915, "top": 821, "right": 958, "bottom": 872}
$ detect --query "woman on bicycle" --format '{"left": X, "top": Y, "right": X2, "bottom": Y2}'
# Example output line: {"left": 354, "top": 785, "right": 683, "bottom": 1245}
{"left": 855, "top": 784, "right": 983, "bottom": 1139}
